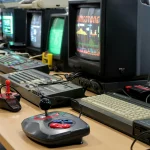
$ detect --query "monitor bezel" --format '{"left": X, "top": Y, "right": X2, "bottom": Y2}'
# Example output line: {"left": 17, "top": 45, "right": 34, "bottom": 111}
{"left": 46, "top": 13, "right": 68, "bottom": 60}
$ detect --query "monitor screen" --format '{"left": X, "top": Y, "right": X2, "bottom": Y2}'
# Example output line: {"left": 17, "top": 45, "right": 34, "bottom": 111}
{"left": 2, "top": 11, "right": 13, "bottom": 40}
{"left": 76, "top": 8, "right": 100, "bottom": 61}
{"left": 0, "top": 9, "right": 2, "bottom": 40}
{"left": 48, "top": 18, "right": 65, "bottom": 55}
{"left": 30, "top": 13, "right": 42, "bottom": 49}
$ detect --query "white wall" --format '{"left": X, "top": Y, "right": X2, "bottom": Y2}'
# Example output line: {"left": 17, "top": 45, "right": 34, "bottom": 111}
{"left": 0, "top": 0, "right": 68, "bottom": 8}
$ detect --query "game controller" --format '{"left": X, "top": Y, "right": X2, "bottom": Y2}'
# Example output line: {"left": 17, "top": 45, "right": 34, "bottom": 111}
{"left": 21, "top": 98, "right": 90, "bottom": 147}
{"left": 0, "top": 80, "right": 21, "bottom": 112}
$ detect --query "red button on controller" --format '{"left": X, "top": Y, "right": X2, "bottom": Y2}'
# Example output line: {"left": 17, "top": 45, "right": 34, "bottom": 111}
{"left": 50, "top": 123, "right": 71, "bottom": 129}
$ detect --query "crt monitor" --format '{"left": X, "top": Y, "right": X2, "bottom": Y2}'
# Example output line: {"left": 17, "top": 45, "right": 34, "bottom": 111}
{"left": 26, "top": 9, "right": 66, "bottom": 56}
{"left": 30, "top": 13, "right": 42, "bottom": 49}
{"left": 69, "top": 0, "right": 138, "bottom": 81}
{"left": 1, "top": 8, "right": 26, "bottom": 43}
{"left": 26, "top": 10, "right": 46, "bottom": 55}
{"left": 47, "top": 13, "right": 68, "bottom": 61}
{"left": 47, "top": 13, "right": 68, "bottom": 71}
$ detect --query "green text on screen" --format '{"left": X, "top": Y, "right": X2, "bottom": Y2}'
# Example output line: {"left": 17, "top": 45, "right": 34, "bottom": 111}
{"left": 2, "top": 15, "right": 13, "bottom": 36}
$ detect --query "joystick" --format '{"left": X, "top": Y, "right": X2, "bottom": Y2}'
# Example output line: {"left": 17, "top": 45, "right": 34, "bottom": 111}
{"left": 21, "top": 99, "right": 90, "bottom": 147}
{"left": 6, "top": 80, "right": 11, "bottom": 96}
{"left": 0, "top": 80, "right": 21, "bottom": 112}
{"left": 39, "top": 98, "right": 51, "bottom": 116}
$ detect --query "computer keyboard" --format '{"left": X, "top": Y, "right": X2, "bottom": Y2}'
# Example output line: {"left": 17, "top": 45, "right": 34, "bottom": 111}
{"left": 0, "top": 69, "right": 85, "bottom": 107}
{"left": 71, "top": 93, "right": 150, "bottom": 136}
{"left": 0, "top": 54, "right": 49, "bottom": 73}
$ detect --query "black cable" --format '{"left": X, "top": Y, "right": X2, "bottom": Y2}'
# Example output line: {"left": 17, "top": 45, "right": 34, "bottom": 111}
{"left": 31, "top": 86, "right": 82, "bottom": 118}
{"left": 120, "top": 88, "right": 131, "bottom": 98}
{"left": 89, "top": 79, "right": 104, "bottom": 94}
{"left": 65, "top": 72, "right": 82, "bottom": 81}
{"left": 52, "top": 72, "right": 82, "bottom": 82}
{"left": 110, "top": 88, "right": 131, "bottom": 98}
{"left": 64, "top": 72, "right": 105, "bottom": 94}
{"left": 130, "top": 131, "right": 150, "bottom": 150}
{"left": 71, "top": 99, "right": 82, "bottom": 118}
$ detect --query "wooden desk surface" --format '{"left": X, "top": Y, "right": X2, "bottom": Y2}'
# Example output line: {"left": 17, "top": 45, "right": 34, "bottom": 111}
{"left": 0, "top": 94, "right": 149, "bottom": 150}
{"left": 0, "top": 71, "right": 149, "bottom": 149}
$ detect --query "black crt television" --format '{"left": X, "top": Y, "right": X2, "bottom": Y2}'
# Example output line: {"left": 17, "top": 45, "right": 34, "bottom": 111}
{"left": 1, "top": 8, "right": 26, "bottom": 44}
{"left": 46, "top": 13, "right": 68, "bottom": 71}
{"left": 68, "top": 0, "right": 138, "bottom": 81}
{"left": 26, "top": 8, "right": 66, "bottom": 56}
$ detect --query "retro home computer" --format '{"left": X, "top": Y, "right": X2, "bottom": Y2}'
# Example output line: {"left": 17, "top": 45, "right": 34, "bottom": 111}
{"left": 46, "top": 13, "right": 69, "bottom": 71}
{"left": 26, "top": 9, "right": 66, "bottom": 56}
{"left": 1, "top": 8, "right": 26, "bottom": 46}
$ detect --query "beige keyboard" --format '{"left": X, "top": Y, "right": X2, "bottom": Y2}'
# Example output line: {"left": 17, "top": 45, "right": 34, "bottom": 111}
{"left": 81, "top": 94, "right": 150, "bottom": 121}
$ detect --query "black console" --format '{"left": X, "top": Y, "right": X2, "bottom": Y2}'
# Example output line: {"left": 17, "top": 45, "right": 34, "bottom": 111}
{"left": 0, "top": 69, "right": 85, "bottom": 107}
{"left": 0, "top": 54, "right": 49, "bottom": 74}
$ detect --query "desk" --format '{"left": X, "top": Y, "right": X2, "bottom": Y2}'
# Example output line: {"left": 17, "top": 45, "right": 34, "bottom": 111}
{"left": 0, "top": 95, "right": 149, "bottom": 150}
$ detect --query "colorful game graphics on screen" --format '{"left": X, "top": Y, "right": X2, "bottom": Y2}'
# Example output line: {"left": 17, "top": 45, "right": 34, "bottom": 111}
{"left": 30, "top": 14, "right": 42, "bottom": 48}
{"left": 76, "top": 8, "right": 100, "bottom": 61}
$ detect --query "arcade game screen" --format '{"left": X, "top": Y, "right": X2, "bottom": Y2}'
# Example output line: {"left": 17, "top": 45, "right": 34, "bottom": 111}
{"left": 76, "top": 8, "right": 100, "bottom": 61}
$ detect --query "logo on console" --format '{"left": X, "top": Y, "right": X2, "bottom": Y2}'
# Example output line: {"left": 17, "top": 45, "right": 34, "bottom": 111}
{"left": 34, "top": 113, "right": 59, "bottom": 120}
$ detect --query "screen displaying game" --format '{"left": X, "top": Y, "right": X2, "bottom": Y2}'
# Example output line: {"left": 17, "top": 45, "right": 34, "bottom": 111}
{"left": 30, "top": 14, "right": 42, "bottom": 49}
{"left": 48, "top": 18, "right": 65, "bottom": 55}
{"left": 2, "top": 12, "right": 13, "bottom": 40}
{"left": 76, "top": 8, "right": 100, "bottom": 61}
{"left": 0, "top": 9, "right": 2, "bottom": 40}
